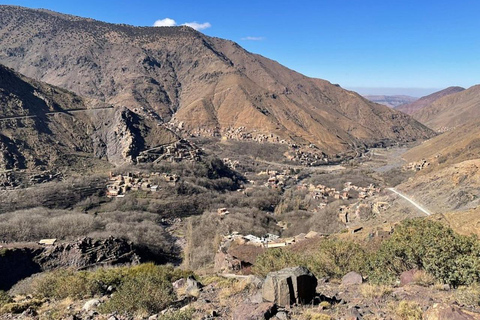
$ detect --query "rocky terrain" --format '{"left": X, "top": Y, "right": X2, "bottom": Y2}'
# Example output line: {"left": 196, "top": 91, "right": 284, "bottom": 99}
{"left": 411, "top": 85, "right": 479, "bottom": 132}
{"left": 0, "top": 6, "right": 434, "bottom": 157}
{"left": 363, "top": 95, "right": 417, "bottom": 108}
{"left": 0, "top": 63, "right": 177, "bottom": 174}
{"left": 396, "top": 86, "right": 464, "bottom": 115}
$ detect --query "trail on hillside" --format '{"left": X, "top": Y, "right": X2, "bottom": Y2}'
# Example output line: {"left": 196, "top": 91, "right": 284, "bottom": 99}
{"left": 387, "top": 187, "right": 432, "bottom": 216}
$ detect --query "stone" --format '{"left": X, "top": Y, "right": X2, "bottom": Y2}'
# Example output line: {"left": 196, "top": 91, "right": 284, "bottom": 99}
{"left": 262, "top": 266, "right": 317, "bottom": 307}
{"left": 82, "top": 299, "right": 100, "bottom": 311}
{"left": 423, "top": 303, "right": 480, "bottom": 320}
{"left": 185, "top": 276, "right": 202, "bottom": 297}
{"left": 400, "top": 268, "right": 418, "bottom": 286}
{"left": 341, "top": 272, "right": 363, "bottom": 285}
{"left": 232, "top": 302, "right": 277, "bottom": 320}
{"left": 173, "top": 278, "right": 186, "bottom": 289}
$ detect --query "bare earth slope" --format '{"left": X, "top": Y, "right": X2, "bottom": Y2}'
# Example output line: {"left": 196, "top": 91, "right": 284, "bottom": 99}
{"left": 411, "top": 86, "right": 479, "bottom": 131}
{"left": 400, "top": 122, "right": 480, "bottom": 235}
{"left": 396, "top": 86, "right": 464, "bottom": 115}
{"left": 0, "top": 6, "right": 433, "bottom": 156}
{"left": 364, "top": 95, "right": 417, "bottom": 108}
{"left": 0, "top": 64, "right": 177, "bottom": 171}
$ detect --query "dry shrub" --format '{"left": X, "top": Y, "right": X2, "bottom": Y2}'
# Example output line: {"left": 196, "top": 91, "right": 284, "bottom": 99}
{"left": 359, "top": 284, "right": 392, "bottom": 299}
{"left": 392, "top": 300, "right": 422, "bottom": 320}
{"left": 412, "top": 270, "right": 435, "bottom": 287}
{"left": 454, "top": 283, "right": 480, "bottom": 307}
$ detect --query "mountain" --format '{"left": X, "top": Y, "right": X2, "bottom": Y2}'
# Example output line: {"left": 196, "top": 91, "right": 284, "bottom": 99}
{"left": 410, "top": 86, "right": 479, "bottom": 131}
{"left": 396, "top": 86, "right": 465, "bottom": 115}
{"left": 363, "top": 95, "right": 417, "bottom": 108}
{"left": 398, "top": 122, "right": 480, "bottom": 234}
{"left": 0, "top": 63, "right": 177, "bottom": 171}
{"left": 0, "top": 6, "right": 434, "bottom": 157}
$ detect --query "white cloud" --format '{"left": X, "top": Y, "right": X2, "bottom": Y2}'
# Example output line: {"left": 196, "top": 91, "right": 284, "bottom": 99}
{"left": 182, "top": 21, "right": 212, "bottom": 31}
{"left": 241, "top": 36, "right": 265, "bottom": 41}
{"left": 153, "top": 18, "right": 177, "bottom": 27}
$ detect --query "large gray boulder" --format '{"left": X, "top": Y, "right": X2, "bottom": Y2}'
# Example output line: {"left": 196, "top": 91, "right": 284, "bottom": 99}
{"left": 262, "top": 266, "right": 317, "bottom": 307}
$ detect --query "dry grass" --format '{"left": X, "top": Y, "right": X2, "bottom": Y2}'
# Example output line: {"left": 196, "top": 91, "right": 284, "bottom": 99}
{"left": 412, "top": 270, "right": 436, "bottom": 287}
{"left": 359, "top": 284, "right": 393, "bottom": 299}
{"left": 454, "top": 283, "right": 480, "bottom": 307}
{"left": 390, "top": 300, "right": 423, "bottom": 320}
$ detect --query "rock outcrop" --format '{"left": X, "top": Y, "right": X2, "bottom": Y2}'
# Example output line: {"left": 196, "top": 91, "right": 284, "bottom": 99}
{"left": 262, "top": 266, "right": 317, "bottom": 307}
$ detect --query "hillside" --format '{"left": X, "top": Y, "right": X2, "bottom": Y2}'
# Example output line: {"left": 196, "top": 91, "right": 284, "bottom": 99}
{"left": 0, "top": 64, "right": 177, "bottom": 172}
{"left": 363, "top": 95, "right": 417, "bottom": 108}
{"left": 0, "top": 6, "right": 434, "bottom": 157}
{"left": 396, "top": 86, "right": 464, "bottom": 115}
{"left": 411, "top": 85, "right": 479, "bottom": 131}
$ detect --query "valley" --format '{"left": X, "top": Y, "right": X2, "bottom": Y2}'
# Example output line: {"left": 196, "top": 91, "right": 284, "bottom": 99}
{"left": 0, "top": 4, "right": 479, "bottom": 320}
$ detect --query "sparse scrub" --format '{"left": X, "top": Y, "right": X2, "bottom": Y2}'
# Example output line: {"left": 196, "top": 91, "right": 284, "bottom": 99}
{"left": 393, "top": 300, "right": 422, "bottom": 320}
{"left": 454, "top": 283, "right": 480, "bottom": 307}
{"left": 359, "top": 284, "right": 392, "bottom": 299}
{"left": 0, "top": 291, "right": 12, "bottom": 308}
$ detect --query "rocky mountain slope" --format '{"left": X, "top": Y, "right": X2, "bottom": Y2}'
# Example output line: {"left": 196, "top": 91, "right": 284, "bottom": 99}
{"left": 396, "top": 86, "right": 464, "bottom": 115}
{"left": 363, "top": 95, "right": 417, "bottom": 108}
{"left": 0, "top": 6, "right": 434, "bottom": 156}
{"left": 399, "top": 122, "right": 480, "bottom": 235}
{"left": 411, "top": 85, "right": 479, "bottom": 131}
{"left": 0, "top": 63, "right": 177, "bottom": 171}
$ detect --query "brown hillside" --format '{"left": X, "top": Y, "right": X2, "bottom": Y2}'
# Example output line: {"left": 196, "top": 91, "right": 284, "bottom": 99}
{"left": 0, "top": 6, "right": 433, "bottom": 156}
{"left": 396, "top": 86, "right": 464, "bottom": 115}
{"left": 411, "top": 85, "right": 479, "bottom": 131}
{"left": 0, "top": 64, "right": 177, "bottom": 171}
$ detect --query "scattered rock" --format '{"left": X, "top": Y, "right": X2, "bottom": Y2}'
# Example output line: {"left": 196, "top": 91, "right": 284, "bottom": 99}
{"left": 232, "top": 302, "right": 277, "bottom": 320}
{"left": 341, "top": 272, "right": 363, "bottom": 285}
{"left": 82, "top": 299, "right": 100, "bottom": 312}
{"left": 423, "top": 303, "right": 480, "bottom": 320}
{"left": 262, "top": 266, "right": 317, "bottom": 307}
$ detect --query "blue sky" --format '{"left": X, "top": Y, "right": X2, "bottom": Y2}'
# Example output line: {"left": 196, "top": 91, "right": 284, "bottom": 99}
{"left": 2, "top": 0, "right": 480, "bottom": 96}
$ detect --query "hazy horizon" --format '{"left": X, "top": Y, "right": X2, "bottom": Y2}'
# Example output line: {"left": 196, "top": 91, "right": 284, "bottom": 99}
{"left": 347, "top": 87, "right": 444, "bottom": 98}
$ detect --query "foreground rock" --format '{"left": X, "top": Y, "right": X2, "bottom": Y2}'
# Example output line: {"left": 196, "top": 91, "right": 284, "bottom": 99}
{"left": 262, "top": 266, "right": 317, "bottom": 307}
{"left": 342, "top": 271, "right": 363, "bottom": 285}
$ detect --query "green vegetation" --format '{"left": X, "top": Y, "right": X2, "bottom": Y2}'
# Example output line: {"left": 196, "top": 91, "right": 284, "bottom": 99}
{"left": 254, "top": 219, "right": 480, "bottom": 287}
{"left": 367, "top": 219, "right": 480, "bottom": 286}
{"left": 254, "top": 238, "right": 368, "bottom": 279}
{"left": 0, "top": 291, "right": 12, "bottom": 308}
{"left": 32, "top": 264, "right": 192, "bottom": 316}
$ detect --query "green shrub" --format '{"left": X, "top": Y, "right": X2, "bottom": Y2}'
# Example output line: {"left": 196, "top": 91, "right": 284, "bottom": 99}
{"left": 253, "top": 248, "right": 303, "bottom": 277}
{"left": 367, "top": 219, "right": 480, "bottom": 286}
{"left": 0, "top": 291, "right": 12, "bottom": 308}
{"left": 253, "top": 238, "right": 368, "bottom": 279}
{"left": 159, "top": 309, "right": 193, "bottom": 320}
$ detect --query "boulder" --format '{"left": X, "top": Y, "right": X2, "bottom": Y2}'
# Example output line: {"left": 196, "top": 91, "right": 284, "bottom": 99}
{"left": 262, "top": 266, "right": 317, "bottom": 307}
{"left": 82, "top": 298, "right": 100, "bottom": 311}
{"left": 400, "top": 268, "right": 418, "bottom": 286}
{"left": 423, "top": 303, "right": 480, "bottom": 320}
{"left": 341, "top": 272, "right": 363, "bottom": 285}
{"left": 185, "top": 276, "right": 202, "bottom": 297}
{"left": 232, "top": 302, "right": 277, "bottom": 320}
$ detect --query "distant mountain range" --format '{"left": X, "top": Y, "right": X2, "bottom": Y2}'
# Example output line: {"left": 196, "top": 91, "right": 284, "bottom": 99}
{"left": 411, "top": 86, "right": 479, "bottom": 132}
{"left": 396, "top": 86, "right": 465, "bottom": 116}
{"left": 363, "top": 95, "right": 417, "bottom": 108}
{"left": 0, "top": 5, "right": 434, "bottom": 159}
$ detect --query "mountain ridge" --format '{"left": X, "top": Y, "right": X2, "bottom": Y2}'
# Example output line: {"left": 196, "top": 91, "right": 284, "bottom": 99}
{"left": 0, "top": 5, "right": 434, "bottom": 157}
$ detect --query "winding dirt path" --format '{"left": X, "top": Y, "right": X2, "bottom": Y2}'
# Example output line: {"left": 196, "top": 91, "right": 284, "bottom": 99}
{"left": 387, "top": 187, "right": 432, "bottom": 216}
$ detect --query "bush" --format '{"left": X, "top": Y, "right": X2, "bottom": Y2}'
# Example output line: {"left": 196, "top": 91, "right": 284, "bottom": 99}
{"left": 393, "top": 300, "right": 422, "bottom": 320}
{"left": 367, "top": 219, "right": 480, "bottom": 286}
{"left": 33, "top": 264, "right": 191, "bottom": 316}
{"left": 253, "top": 238, "right": 368, "bottom": 279}
{"left": 0, "top": 291, "right": 12, "bottom": 308}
